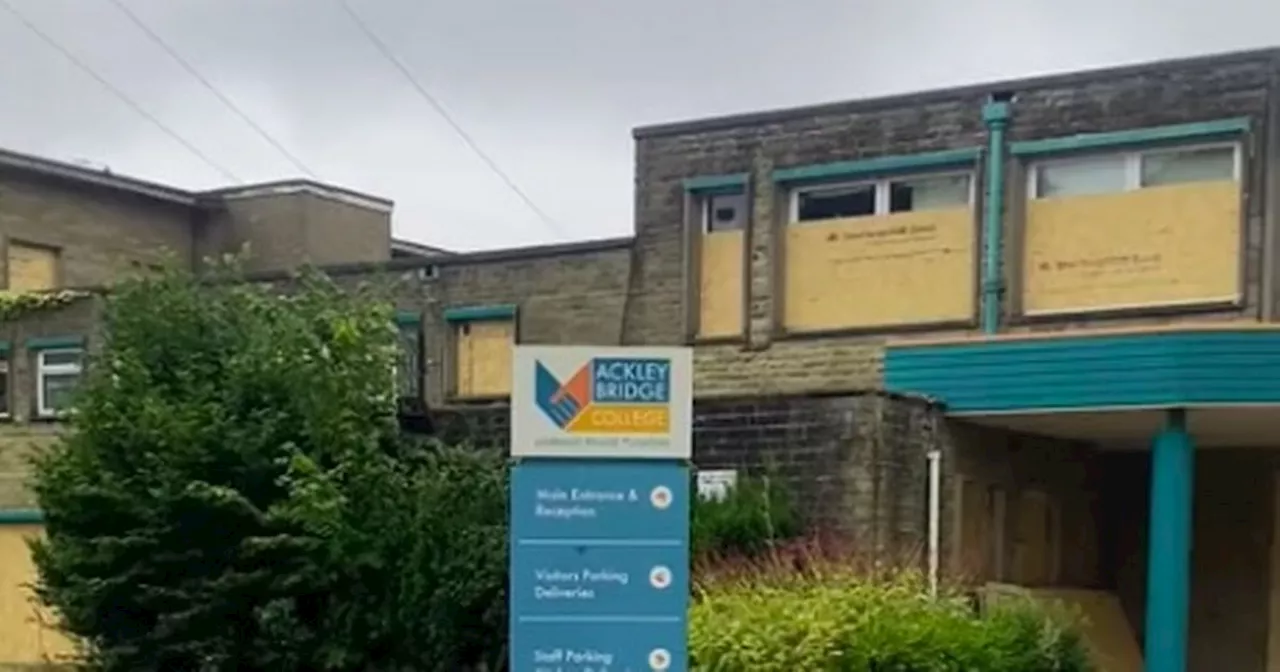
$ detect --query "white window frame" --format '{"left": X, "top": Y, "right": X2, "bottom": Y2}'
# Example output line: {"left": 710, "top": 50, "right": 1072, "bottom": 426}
{"left": 37, "top": 348, "right": 83, "bottom": 418}
{"left": 788, "top": 170, "right": 976, "bottom": 224}
{"left": 1027, "top": 141, "right": 1241, "bottom": 199}
{"left": 700, "top": 191, "right": 748, "bottom": 234}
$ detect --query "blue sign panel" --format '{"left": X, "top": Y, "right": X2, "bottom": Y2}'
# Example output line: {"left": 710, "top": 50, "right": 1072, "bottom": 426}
{"left": 511, "top": 460, "right": 689, "bottom": 672}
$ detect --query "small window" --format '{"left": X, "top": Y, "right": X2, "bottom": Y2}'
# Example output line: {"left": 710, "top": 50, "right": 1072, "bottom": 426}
{"left": 703, "top": 193, "right": 747, "bottom": 233}
{"left": 396, "top": 323, "right": 422, "bottom": 401}
{"left": 1140, "top": 146, "right": 1236, "bottom": 187}
{"left": 796, "top": 183, "right": 876, "bottom": 222}
{"left": 889, "top": 174, "right": 971, "bottom": 212}
{"left": 0, "top": 355, "right": 8, "bottom": 418}
{"left": 1033, "top": 155, "right": 1128, "bottom": 198}
{"left": 37, "top": 348, "right": 83, "bottom": 418}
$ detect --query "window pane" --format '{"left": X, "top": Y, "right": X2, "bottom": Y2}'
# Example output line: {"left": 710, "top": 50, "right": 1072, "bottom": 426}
{"left": 796, "top": 184, "right": 876, "bottom": 222}
{"left": 42, "top": 372, "right": 80, "bottom": 413}
{"left": 41, "top": 350, "right": 82, "bottom": 368}
{"left": 1034, "top": 156, "right": 1128, "bottom": 198}
{"left": 704, "top": 193, "right": 747, "bottom": 233}
{"left": 889, "top": 175, "right": 970, "bottom": 212}
{"left": 1141, "top": 146, "right": 1235, "bottom": 187}
{"left": 396, "top": 327, "right": 422, "bottom": 399}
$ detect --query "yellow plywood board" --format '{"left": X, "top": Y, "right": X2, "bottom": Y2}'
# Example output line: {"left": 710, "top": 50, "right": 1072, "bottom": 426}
{"left": 1023, "top": 181, "right": 1241, "bottom": 315}
{"left": 784, "top": 208, "right": 976, "bottom": 332}
{"left": 456, "top": 320, "right": 514, "bottom": 398}
{"left": 698, "top": 231, "right": 744, "bottom": 339}
{"left": 6, "top": 243, "right": 58, "bottom": 293}
{"left": 0, "top": 525, "right": 75, "bottom": 666}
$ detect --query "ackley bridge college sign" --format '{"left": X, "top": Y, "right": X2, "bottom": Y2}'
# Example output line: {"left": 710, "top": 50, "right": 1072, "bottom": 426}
{"left": 509, "top": 346, "right": 693, "bottom": 672}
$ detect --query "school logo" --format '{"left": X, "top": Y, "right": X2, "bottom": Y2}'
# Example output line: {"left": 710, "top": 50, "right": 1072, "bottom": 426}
{"left": 533, "top": 357, "right": 671, "bottom": 435}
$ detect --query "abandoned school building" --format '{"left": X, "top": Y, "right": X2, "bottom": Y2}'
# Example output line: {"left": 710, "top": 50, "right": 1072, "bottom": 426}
{"left": 4, "top": 45, "right": 1280, "bottom": 671}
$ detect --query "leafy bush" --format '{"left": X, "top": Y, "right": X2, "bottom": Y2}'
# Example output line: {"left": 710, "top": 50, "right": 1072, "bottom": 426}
{"left": 29, "top": 267, "right": 507, "bottom": 671}
{"left": 690, "top": 541, "right": 1093, "bottom": 671}
{"left": 690, "top": 471, "right": 800, "bottom": 559}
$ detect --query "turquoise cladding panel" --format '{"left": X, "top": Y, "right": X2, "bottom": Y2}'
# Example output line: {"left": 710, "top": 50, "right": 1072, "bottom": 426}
{"left": 884, "top": 331, "right": 1280, "bottom": 412}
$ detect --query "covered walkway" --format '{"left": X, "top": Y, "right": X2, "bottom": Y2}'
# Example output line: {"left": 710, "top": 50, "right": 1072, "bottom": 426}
{"left": 886, "top": 325, "right": 1280, "bottom": 672}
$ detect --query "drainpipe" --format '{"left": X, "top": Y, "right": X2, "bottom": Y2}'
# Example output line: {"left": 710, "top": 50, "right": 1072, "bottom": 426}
{"left": 926, "top": 449, "right": 942, "bottom": 598}
{"left": 980, "top": 96, "right": 1013, "bottom": 334}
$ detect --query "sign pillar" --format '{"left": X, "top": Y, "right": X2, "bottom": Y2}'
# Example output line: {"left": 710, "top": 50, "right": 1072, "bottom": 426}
{"left": 509, "top": 346, "right": 693, "bottom": 672}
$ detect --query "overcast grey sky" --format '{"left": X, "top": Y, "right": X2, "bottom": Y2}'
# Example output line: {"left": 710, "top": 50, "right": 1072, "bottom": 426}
{"left": 0, "top": 0, "right": 1276, "bottom": 251}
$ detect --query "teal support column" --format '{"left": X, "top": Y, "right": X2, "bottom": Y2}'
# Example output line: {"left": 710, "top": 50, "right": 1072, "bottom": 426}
{"left": 980, "top": 100, "right": 1011, "bottom": 334}
{"left": 1144, "top": 409, "right": 1194, "bottom": 672}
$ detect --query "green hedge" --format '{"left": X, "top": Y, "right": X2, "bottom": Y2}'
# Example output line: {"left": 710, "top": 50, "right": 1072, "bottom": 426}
{"left": 691, "top": 470, "right": 800, "bottom": 559}
{"left": 689, "top": 545, "right": 1093, "bottom": 671}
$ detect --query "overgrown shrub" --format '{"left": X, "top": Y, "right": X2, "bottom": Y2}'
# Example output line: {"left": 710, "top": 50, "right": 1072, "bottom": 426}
{"left": 29, "top": 267, "right": 507, "bottom": 671}
{"left": 690, "top": 471, "right": 800, "bottom": 559}
{"left": 690, "top": 540, "right": 1093, "bottom": 671}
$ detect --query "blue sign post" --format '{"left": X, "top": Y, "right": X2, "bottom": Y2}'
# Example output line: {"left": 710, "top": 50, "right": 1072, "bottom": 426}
{"left": 510, "top": 461, "right": 689, "bottom": 671}
{"left": 510, "top": 346, "right": 693, "bottom": 672}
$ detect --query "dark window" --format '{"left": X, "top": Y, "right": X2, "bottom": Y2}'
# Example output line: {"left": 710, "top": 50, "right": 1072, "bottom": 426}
{"left": 396, "top": 325, "right": 422, "bottom": 400}
{"left": 0, "top": 356, "right": 8, "bottom": 417}
{"left": 704, "top": 193, "right": 747, "bottom": 233}
{"left": 796, "top": 184, "right": 876, "bottom": 222}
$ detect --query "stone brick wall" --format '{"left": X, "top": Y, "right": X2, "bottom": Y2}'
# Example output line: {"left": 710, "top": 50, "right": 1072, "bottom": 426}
{"left": 632, "top": 48, "right": 1280, "bottom": 396}
{"left": 0, "top": 170, "right": 198, "bottom": 287}
{"left": 432, "top": 392, "right": 945, "bottom": 552}
{"left": 205, "top": 189, "right": 392, "bottom": 273}
{"left": 0, "top": 297, "right": 100, "bottom": 422}
{"left": 0, "top": 298, "right": 98, "bottom": 509}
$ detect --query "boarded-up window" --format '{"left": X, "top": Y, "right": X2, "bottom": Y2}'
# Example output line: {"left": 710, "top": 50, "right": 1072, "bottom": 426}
{"left": 455, "top": 319, "right": 515, "bottom": 398}
{"left": 6, "top": 242, "right": 59, "bottom": 292}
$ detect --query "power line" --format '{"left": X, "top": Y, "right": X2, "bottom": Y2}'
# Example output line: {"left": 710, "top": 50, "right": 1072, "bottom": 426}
{"left": 334, "top": 0, "right": 568, "bottom": 239}
{"left": 103, "top": 0, "right": 318, "bottom": 179}
{"left": 0, "top": 0, "right": 240, "bottom": 183}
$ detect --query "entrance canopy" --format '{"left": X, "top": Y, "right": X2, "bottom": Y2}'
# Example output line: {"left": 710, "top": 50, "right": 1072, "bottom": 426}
{"left": 885, "top": 325, "right": 1280, "bottom": 448}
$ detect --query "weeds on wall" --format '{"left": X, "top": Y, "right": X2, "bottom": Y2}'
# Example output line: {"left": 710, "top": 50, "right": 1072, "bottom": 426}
{"left": 0, "top": 289, "right": 90, "bottom": 321}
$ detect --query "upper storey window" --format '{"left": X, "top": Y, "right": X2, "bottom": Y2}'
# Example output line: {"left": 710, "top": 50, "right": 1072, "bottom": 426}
{"left": 1030, "top": 144, "right": 1238, "bottom": 199}
{"left": 6, "top": 241, "right": 60, "bottom": 292}
{"left": 702, "top": 192, "right": 747, "bottom": 233}
{"left": 791, "top": 173, "right": 972, "bottom": 223}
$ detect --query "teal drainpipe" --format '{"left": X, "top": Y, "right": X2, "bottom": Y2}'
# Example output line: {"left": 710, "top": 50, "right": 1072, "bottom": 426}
{"left": 1144, "top": 409, "right": 1194, "bottom": 672}
{"left": 980, "top": 100, "right": 1011, "bottom": 334}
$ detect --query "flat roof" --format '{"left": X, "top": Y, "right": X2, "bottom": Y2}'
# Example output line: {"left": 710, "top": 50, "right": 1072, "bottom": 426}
{"left": 0, "top": 145, "right": 393, "bottom": 212}
{"left": 632, "top": 46, "right": 1280, "bottom": 139}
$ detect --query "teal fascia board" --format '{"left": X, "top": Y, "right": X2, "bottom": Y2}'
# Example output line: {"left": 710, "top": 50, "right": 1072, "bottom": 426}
{"left": 443, "top": 304, "right": 517, "bottom": 322}
{"left": 25, "top": 335, "right": 85, "bottom": 351}
{"left": 0, "top": 341, "right": 9, "bottom": 355}
{"left": 394, "top": 310, "right": 422, "bottom": 327}
{"left": 772, "top": 147, "right": 981, "bottom": 185}
{"left": 885, "top": 330, "right": 1280, "bottom": 413}
{"left": 1010, "top": 117, "right": 1251, "bottom": 157}
{"left": 683, "top": 174, "right": 748, "bottom": 194}
{"left": 0, "top": 509, "right": 43, "bottom": 525}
